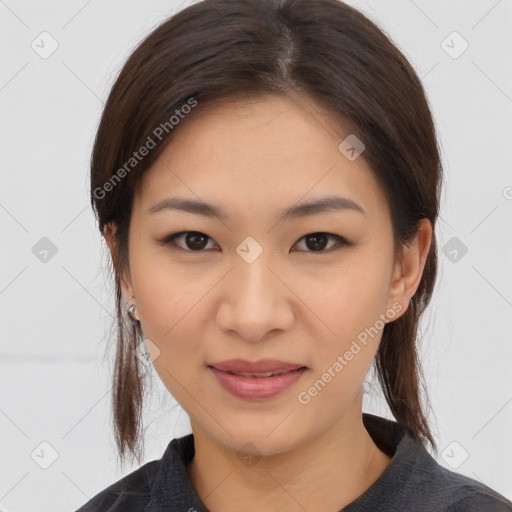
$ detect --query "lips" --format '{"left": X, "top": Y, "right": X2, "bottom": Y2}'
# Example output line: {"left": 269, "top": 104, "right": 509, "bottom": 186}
{"left": 208, "top": 358, "right": 307, "bottom": 375}
{"left": 208, "top": 364, "right": 307, "bottom": 400}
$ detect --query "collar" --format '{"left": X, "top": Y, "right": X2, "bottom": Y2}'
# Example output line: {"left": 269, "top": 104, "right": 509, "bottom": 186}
{"left": 143, "top": 413, "right": 433, "bottom": 511}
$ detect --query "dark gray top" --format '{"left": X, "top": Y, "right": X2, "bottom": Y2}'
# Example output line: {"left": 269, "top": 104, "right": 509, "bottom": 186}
{"left": 75, "top": 413, "right": 512, "bottom": 511}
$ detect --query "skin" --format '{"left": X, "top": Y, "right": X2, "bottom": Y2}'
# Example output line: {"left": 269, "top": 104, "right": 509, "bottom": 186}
{"left": 104, "top": 93, "right": 432, "bottom": 512}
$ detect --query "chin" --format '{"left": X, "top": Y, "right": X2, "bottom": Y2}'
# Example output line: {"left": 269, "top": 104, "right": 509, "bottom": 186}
{"left": 211, "top": 420, "right": 304, "bottom": 458}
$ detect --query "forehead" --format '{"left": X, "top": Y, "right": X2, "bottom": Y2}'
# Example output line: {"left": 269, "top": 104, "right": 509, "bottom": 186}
{"left": 135, "top": 95, "right": 390, "bottom": 226}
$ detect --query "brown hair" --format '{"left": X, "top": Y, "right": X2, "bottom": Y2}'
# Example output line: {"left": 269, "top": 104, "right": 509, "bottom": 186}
{"left": 90, "top": 0, "right": 442, "bottom": 467}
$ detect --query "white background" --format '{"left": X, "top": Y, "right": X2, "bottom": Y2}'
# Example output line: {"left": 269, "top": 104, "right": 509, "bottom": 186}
{"left": 1, "top": 0, "right": 511, "bottom": 510}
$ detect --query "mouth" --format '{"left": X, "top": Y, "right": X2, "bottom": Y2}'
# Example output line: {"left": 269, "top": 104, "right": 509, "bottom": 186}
{"left": 207, "top": 359, "right": 308, "bottom": 400}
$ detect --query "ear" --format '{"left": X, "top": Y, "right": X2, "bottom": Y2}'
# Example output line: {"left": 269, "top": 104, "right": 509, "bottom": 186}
{"left": 386, "top": 218, "right": 433, "bottom": 319}
{"left": 103, "top": 222, "right": 134, "bottom": 300}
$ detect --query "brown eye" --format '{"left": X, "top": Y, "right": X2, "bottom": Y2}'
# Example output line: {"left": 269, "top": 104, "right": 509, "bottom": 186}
{"left": 162, "top": 231, "right": 217, "bottom": 251}
{"left": 292, "top": 233, "right": 349, "bottom": 253}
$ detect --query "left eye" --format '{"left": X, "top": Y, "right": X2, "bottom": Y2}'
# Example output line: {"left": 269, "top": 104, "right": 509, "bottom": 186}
{"left": 159, "top": 231, "right": 350, "bottom": 253}
{"left": 293, "top": 233, "right": 350, "bottom": 252}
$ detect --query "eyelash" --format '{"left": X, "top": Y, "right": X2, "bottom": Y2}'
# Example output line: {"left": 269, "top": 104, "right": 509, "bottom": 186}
{"left": 158, "top": 231, "right": 351, "bottom": 253}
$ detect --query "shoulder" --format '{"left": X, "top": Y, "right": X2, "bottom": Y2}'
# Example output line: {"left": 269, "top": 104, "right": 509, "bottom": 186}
{"left": 74, "top": 459, "right": 160, "bottom": 512}
{"left": 437, "top": 467, "right": 512, "bottom": 512}
{"left": 407, "top": 453, "right": 512, "bottom": 511}
{"left": 407, "top": 449, "right": 512, "bottom": 511}
{"left": 73, "top": 433, "right": 198, "bottom": 512}
{"left": 360, "top": 414, "right": 512, "bottom": 511}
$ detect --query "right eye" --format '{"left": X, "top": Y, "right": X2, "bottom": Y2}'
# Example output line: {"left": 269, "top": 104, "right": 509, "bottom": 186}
{"left": 160, "top": 231, "right": 219, "bottom": 252}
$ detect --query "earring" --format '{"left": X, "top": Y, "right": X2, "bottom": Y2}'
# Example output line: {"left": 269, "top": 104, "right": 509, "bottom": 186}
{"left": 126, "top": 297, "right": 150, "bottom": 366}
{"left": 126, "top": 295, "right": 138, "bottom": 322}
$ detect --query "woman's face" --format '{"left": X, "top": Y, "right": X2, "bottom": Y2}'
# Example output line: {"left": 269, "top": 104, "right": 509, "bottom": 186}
{"left": 112, "top": 94, "right": 423, "bottom": 456}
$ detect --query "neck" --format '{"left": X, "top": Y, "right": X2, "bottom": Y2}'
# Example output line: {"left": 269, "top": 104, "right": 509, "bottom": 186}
{"left": 187, "top": 395, "right": 392, "bottom": 512}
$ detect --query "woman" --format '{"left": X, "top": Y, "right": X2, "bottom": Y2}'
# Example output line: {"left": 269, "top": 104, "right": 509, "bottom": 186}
{"left": 76, "top": 0, "right": 512, "bottom": 510}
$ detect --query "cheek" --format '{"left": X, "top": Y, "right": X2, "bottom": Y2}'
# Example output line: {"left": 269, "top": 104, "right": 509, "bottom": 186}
{"left": 295, "top": 256, "right": 390, "bottom": 348}
{"left": 296, "top": 267, "right": 386, "bottom": 407}
{"left": 129, "top": 245, "right": 211, "bottom": 356}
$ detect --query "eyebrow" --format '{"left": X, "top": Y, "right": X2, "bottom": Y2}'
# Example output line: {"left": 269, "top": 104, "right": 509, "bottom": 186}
{"left": 149, "top": 195, "right": 365, "bottom": 221}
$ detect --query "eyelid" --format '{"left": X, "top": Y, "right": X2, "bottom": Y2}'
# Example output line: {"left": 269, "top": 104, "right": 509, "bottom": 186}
{"left": 158, "top": 231, "right": 351, "bottom": 253}
{"left": 292, "top": 233, "right": 350, "bottom": 252}
{"left": 159, "top": 231, "right": 218, "bottom": 251}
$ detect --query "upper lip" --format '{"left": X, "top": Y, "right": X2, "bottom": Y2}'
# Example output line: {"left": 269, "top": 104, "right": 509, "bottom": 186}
{"left": 208, "top": 359, "right": 306, "bottom": 373}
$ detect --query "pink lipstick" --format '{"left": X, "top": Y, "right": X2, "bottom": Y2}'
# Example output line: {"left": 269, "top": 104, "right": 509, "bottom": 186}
{"left": 208, "top": 359, "right": 307, "bottom": 400}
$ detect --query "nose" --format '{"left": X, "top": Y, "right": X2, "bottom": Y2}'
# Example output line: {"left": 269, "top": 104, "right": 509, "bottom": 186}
{"left": 216, "top": 252, "right": 295, "bottom": 343}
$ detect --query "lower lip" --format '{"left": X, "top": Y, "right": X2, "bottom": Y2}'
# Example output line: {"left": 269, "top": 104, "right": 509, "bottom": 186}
{"left": 208, "top": 367, "right": 307, "bottom": 400}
